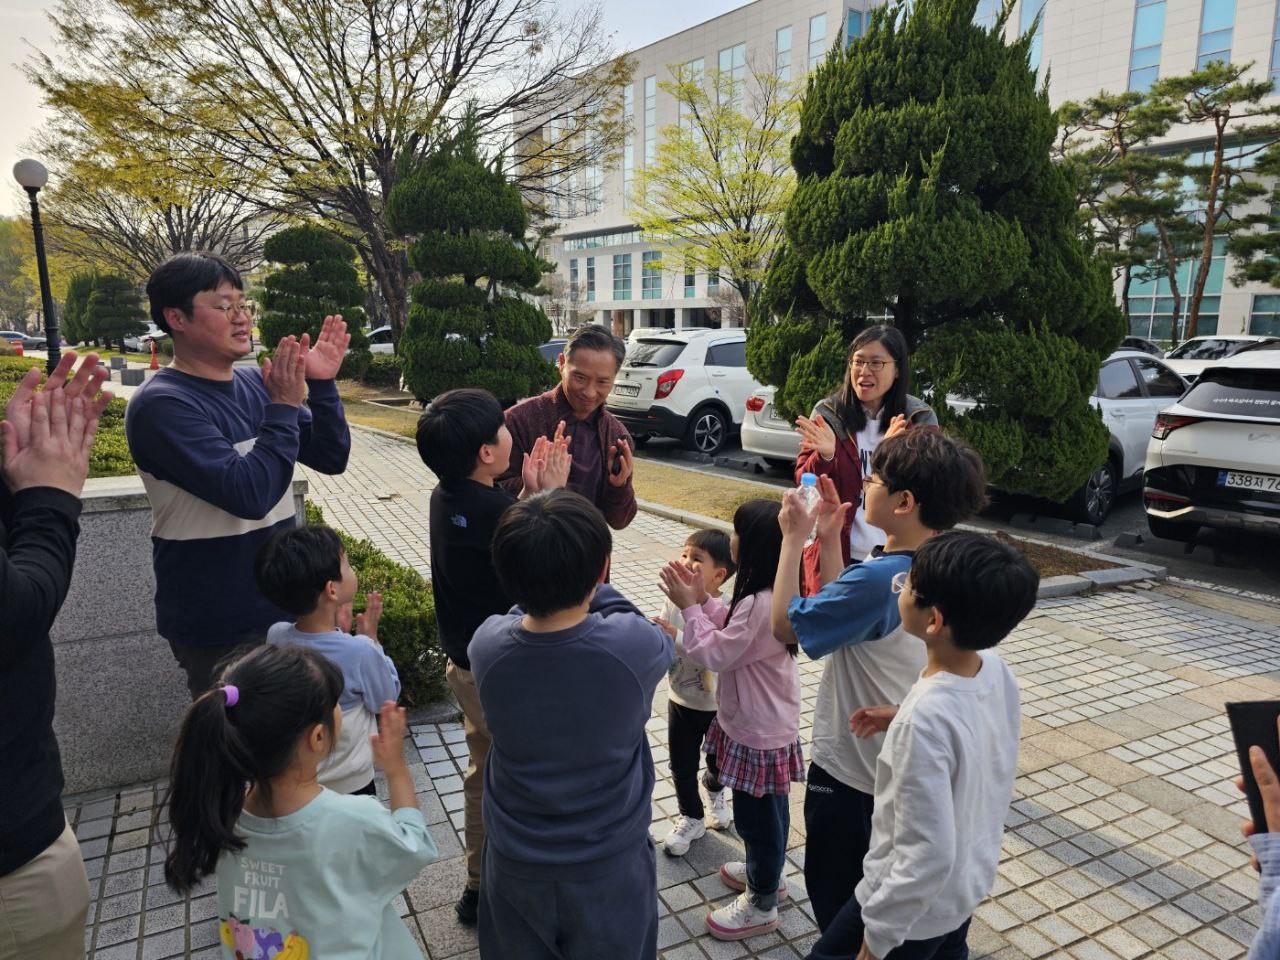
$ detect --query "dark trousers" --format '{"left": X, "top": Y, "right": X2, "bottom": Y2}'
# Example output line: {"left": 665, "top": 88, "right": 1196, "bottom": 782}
{"left": 352, "top": 780, "right": 377, "bottom": 797}
{"left": 667, "top": 702, "right": 723, "bottom": 819}
{"left": 167, "top": 637, "right": 263, "bottom": 698}
{"left": 804, "top": 761, "right": 875, "bottom": 932}
{"left": 478, "top": 839, "right": 657, "bottom": 960}
{"left": 732, "top": 789, "right": 790, "bottom": 911}
{"left": 807, "top": 906, "right": 971, "bottom": 960}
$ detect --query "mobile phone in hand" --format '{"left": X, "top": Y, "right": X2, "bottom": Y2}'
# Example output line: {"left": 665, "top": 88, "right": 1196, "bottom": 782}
{"left": 1227, "top": 700, "right": 1280, "bottom": 832}
{"left": 611, "top": 439, "right": 627, "bottom": 475}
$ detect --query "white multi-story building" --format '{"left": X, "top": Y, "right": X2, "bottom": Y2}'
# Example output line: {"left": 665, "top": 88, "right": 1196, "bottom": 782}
{"left": 537, "top": 0, "right": 1280, "bottom": 340}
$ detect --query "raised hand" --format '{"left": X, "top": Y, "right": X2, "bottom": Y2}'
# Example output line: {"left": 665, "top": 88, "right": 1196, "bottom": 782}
{"left": 538, "top": 432, "right": 572, "bottom": 491}
{"left": 357, "top": 591, "right": 383, "bottom": 643}
{"left": 262, "top": 337, "right": 307, "bottom": 407}
{"left": 658, "top": 559, "right": 704, "bottom": 609}
{"left": 521, "top": 435, "right": 552, "bottom": 496}
{"left": 795, "top": 414, "right": 837, "bottom": 460}
{"left": 816, "top": 474, "right": 852, "bottom": 543}
{"left": 850, "top": 705, "right": 899, "bottom": 739}
{"left": 370, "top": 700, "right": 408, "bottom": 772}
{"left": 884, "top": 413, "right": 909, "bottom": 440}
{"left": 4, "top": 352, "right": 111, "bottom": 452}
{"left": 336, "top": 602, "right": 354, "bottom": 634}
{"left": 779, "top": 487, "right": 819, "bottom": 540}
{"left": 2, "top": 390, "right": 98, "bottom": 497}
{"left": 303, "top": 315, "right": 351, "bottom": 381}
{"left": 607, "top": 437, "right": 633, "bottom": 487}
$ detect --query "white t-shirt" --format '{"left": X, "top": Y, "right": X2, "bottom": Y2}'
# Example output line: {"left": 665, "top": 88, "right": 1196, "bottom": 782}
{"left": 663, "top": 598, "right": 718, "bottom": 712}
{"left": 849, "top": 412, "right": 887, "bottom": 561}
{"left": 856, "top": 651, "right": 1021, "bottom": 957}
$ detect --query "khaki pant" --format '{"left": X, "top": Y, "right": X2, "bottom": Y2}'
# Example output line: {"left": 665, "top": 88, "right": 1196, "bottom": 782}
{"left": 446, "top": 661, "right": 492, "bottom": 893}
{"left": 0, "top": 820, "right": 90, "bottom": 960}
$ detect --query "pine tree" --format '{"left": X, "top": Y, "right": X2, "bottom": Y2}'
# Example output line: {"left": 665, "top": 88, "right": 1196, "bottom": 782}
{"left": 388, "top": 113, "right": 554, "bottom": 403}
{"left": 260, "top": 224, "right": 369, "bottom": 376}
{"left": 62, "top": 271, "right": 98, "bottom": 345}
{"left": 751, "top": 0, "right": 1123, "bottom": 502}
{"left": 85, "top": 273, "right": 147, "bottom": 350}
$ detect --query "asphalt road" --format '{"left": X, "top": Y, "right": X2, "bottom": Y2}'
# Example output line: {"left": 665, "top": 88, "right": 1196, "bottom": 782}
{"left": 635, "top": 436, "right": 1280, "bottom": 600}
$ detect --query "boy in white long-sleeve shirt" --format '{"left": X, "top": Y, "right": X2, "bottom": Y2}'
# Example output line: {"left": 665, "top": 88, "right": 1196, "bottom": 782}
{"left": 807, "top": 531, "right": 1039, "bottom": 960}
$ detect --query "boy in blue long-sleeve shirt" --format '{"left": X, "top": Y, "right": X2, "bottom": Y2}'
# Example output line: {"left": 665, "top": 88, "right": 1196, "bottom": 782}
{"left": 469, "top": 489, "right": 674, "bottom": 959}
{"left": 770, "top": 428, "right": 987, "bottom": 933}
{"left": 125, "top": 252, "right": 350, "bottom": 695}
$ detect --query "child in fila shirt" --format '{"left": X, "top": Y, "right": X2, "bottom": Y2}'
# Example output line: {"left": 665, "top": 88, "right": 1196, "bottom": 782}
{"left": 655, "top": 529, "right": 737, "bottom": 856}
{"left": 807, "top": 531, "right": 1039, "bottom": 960}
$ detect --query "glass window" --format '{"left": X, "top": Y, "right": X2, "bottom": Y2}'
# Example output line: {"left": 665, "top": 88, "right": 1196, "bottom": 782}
{"left": 1133, "top": 2, "right": 1166, "bottom": 48}
{"left": 625, "top": 341, "right": 686, "bottom": 368}
{"left": 642, "top": 251, "right": 662, "bottom": 300}
{"left": 644, "top": 76, "right": 656, "bottom": 169}
{"left": 1201, "top": 0, "right": 1236, "bottom": 33}
{"left": 684, "top": 271, "right": 696, "bottom": 298}
{"left": 809, "top": 14, "right": 827, "bottom": 70}
{"left": 1021, "top": 0, "right": 1045, "bottom": 72}
{"left": 1197, "top": 0, "right": 1235, "bottom": 67}
{"left": 1135, "top": 357, "right": 1187, "bottom": 397}
{"left": 586, "top": 257, "right": 595, "bottom": 302}
{"left": 622, "top": 83, "right": 634, "bottom": 208}
{"left": 777, "top": 26, "right": 793, "bottom": 80}
{"left": 707, "top": 268, "right": 720, "bottom": 293}
{"left": 1272, "top": 5, "right": 1280, "bottom": 84}
{"left": 613, "top": 253, "right": 632, "bottom": 300}
{"left": 847, "top": 8, "right": 864, "bottom": 44}
{"left": 1129, "top": 64, "right": 1160, "bottom": 91}
{"left": 1098, "top": 360, "right": 1143, "bottom": 399}
{"left": 706, "top": 340, "right": 747, "bottom": 367}
{"left": 569, "top": 259, "right": 578, "bottom": 288}
{"left": 1167, "top": 337, "right": 1233, "bottom": 360}
{"left": 1180, "top": 368, "right": 1280, "bottom": 416}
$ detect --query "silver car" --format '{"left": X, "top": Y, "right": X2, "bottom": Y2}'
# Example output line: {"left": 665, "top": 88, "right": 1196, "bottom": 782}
{"left": 740, "top": 385, "right": 800, "bottom": 471}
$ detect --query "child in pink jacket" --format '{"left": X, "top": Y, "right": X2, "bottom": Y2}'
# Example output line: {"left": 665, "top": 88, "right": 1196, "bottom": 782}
{"left": 658, "top": 499, "right": 802, "bottom": 943}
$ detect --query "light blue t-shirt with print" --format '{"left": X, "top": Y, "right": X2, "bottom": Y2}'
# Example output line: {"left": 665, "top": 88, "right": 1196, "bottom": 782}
{"left": 214, "top": 790, "right": 437, "bottom": 959}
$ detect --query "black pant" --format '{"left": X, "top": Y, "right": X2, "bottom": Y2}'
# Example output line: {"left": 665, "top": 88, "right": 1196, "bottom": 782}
{"left": 167, "top": 637, "right": 264, "bottom": 699}
{"left": 352, "top": 779, "right": 377, "bottom": 797}
{"left": 807, "top": 907, "right": 970, "bottom": 960}
{"left": 732, "top": 789, "right": 790, "bottom": 910}
{"left": 804, "top": 761, "right": 875, "bottom": 932}
{"left": 667, "top": 702, "right": 723, "bottom": 819}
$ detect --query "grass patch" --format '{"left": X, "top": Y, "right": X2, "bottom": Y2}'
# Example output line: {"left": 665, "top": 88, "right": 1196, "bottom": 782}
{"left": 339, "top": 393, "right": 420, "bottom": 439}
{"left": 632, "top": 459, "right": 782, "bottom": 524}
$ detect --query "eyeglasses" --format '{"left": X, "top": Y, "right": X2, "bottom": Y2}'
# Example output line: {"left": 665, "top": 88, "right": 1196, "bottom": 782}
{"left": 851, "top": 358, "right": 894, "bottom": 372}
{"left": 862, "top": 475, "right": 885, "bottom": 489}
{"left": 891, "top": 571, "right": 928, "bottom": 603}
{"left": 189, "top": 300, "right": 256, "bottom": 321}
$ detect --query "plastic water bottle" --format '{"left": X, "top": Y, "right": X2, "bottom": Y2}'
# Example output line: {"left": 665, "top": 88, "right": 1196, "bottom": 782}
{"left": 797, "top": 472, "right": 821, "bottom": 546}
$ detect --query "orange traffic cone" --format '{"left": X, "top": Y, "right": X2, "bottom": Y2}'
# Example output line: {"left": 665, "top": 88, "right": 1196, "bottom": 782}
{"left": 149, "top": 340, "right": 159, "bottom": 370}
{"left": 13, "top": 342, "right": 22, "bottom": 356}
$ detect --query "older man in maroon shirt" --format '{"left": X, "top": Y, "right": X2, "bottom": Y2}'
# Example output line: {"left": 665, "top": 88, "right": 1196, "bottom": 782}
{"left": 498, "top": 324, "right": 636, "bottom": 529}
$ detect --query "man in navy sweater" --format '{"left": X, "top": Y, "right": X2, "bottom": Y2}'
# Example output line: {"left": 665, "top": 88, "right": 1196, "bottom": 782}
{"left": 125, "top": 252, "right": 351, "bottom": 696}
{"left": 1, "top": 352, "right": 112, "bottom": 956}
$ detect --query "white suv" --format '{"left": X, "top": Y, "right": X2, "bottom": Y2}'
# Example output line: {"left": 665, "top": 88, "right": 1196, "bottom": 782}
{"left": 606, "top": 328, "right": 761, "bottom": 455}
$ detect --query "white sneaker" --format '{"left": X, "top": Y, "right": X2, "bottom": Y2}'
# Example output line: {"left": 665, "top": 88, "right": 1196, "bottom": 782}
{"left": 705, "top": 891, "right": 779, "bottom": 941}
{"left": 662, "top": 816, "right": 707, "bottom": 856}
{"left": 719, "top": 861, "right": 789, "bottom": 901}
{"left": 706, "top": 788, "right": 733, "bottom": 830}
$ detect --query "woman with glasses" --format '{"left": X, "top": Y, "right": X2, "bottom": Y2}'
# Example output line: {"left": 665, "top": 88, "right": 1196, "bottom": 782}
{"left": 792, "top": 325, "right": 936, "bottom": 594}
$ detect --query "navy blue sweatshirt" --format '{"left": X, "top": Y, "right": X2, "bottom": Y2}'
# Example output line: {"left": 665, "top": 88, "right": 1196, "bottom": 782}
{"left": 0, "top": 487, "right": 81, "bottom": 876}
{"left": 469, "top": 585, "right": 674, "bottom": 868}
{"left": 124, "top": 368, "right": 350, "bottom": 646}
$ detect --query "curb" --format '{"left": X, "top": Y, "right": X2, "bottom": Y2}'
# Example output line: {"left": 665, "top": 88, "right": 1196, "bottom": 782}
{"left": 636, "top": 498, "right": 733, "bottom": 534}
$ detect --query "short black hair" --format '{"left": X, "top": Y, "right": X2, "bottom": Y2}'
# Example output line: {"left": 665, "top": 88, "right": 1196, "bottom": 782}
{"left": 564, "top": 323, "right": 625, "bottom": 371}
{"left": 254, "top": 525, "right": 345, "bottom": 617}
{"left": 416, "top": 388, "right": 506, "bottom": 483}
{"left": 908, "top": 531, "right": 1039, "bottom": 650}
{"left": 871, "top": 427, "right": 987, "bottom": 531}
{"left": 146, "top": 252, "right": 243, "bottom": 332}
{"left": 492, "top": 489, "right": 611, "bottom": 617}
{"left": 686, "top": 529, "right": 736, "bottom": 579}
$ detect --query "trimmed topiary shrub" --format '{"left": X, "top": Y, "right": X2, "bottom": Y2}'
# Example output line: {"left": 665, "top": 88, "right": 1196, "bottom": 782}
{"left": 388, "top": 111, "right": 554, "bottom": 404}
{"left": 304, "top": 501, "right": 447, "bottom": 706}
{"left": 752, "top": 0, "right": 1124, "bottom": 502}
{"left": 362, "top": 355, "right": 403, "bottom": 390}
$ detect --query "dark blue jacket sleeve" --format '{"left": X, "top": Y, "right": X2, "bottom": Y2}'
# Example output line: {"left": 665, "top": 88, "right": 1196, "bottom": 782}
{"left": 787, "top": 559, "right": 905, "bottom": 659}
{"left": 128, "top": 391, "right": 303, "bottom": 521}
{"left": 297, "top": 379, "right": 350, "bottom": 474}
{"left": 0, "top": 488, "right": 81, "bottom": 666}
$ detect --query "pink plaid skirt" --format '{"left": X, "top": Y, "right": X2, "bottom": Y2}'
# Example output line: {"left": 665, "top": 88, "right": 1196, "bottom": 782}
{"left": 703, "top": 717, "right": 805, "bottom": 798}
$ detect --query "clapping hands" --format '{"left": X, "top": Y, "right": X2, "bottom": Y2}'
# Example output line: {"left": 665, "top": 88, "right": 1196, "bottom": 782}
{"left": 658, "top": 560, "right": 707, "bottom": 610}
{"left": 521, "top": 420, "right": 573, "bottom": 496}
{"left": 795, "top": 414, "right": 837, "bottom": 460}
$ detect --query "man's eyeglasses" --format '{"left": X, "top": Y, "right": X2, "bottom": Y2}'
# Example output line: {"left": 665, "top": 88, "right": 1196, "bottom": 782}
{"left": 851, "top": 358, "right": 894, "bottom": 372}
{"left": 891, "top": 571, "right": 928, "bottom": 603}
{"left": 189, "top": 301, "right": 256, "bottom": 320}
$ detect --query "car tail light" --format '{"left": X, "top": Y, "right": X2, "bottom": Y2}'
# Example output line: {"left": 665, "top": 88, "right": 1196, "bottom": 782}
{"left": 746, "top": 395, "right": 765, "bottom": 412}
{"left": 1152, "top": 414, "right": 1201, "bottom": 440}
{"left": 1145, "top": 490, "right": 1190, "bottom": 507}
{"left": 655, "top": 368, "right": 684, "bottom": 399}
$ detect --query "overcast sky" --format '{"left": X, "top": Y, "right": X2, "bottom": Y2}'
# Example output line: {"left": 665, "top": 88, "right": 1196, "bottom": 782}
{"left": 0, "top": 0, "right": 749, "bottom": 216}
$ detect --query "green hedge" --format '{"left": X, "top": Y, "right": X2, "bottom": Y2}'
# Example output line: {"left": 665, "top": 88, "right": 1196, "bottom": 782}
{"left": 304, "top": 501, "right": 447, "bottom": 706}
{"left": 362, "top": 355, "right": 403, "bottom": 389}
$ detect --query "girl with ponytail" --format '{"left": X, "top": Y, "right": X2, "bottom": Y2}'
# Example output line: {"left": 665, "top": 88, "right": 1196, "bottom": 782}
{"left": 163, "top": 644, "right": 437, "bottom": 958}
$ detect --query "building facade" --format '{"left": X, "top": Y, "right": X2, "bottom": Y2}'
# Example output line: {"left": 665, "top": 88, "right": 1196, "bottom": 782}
{"left": 539, "top": 0, "right": 1280, "bottom": 340}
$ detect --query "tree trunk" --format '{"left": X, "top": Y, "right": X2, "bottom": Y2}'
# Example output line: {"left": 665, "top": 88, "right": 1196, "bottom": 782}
{"left": 1186, "top": 117, "right": 1228, "bottom": 343}
{"left": 1120, "top": 263, "right": 1132, "bottom": 327}
{"left": 1154, "top": 217, "right": 1184, "bottom": 347}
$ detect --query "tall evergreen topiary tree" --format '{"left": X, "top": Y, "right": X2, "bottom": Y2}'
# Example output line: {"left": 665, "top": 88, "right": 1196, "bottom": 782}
{"left": 85, "top": 273, "right": 147, "bottom": 350}
{"left": 259, "top": 224, "right": 369, "bottom": 374}
{"left": 62, "top": 270, "right": 97, "bottom": 345}
{"left": 387, "top": 113, "right": 553, "bottom": 403}
{"left": 751, "top": 0, "right": 1124, "bottom": 502}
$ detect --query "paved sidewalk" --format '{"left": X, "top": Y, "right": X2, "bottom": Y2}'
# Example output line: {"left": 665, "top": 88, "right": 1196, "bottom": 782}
{"left": 67, "top": 425, "right": 1279, "bottom": 959}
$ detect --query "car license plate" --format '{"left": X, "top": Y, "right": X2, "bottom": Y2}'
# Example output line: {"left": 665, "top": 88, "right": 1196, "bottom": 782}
{"left": 1218, "top": 470, "right": 1280, "bottom": 492}
{"left": 613, "top": 383, "right": 640, "bottom": 398}
{"left": 765, "top": 404, "right": 787, "bottom": 423}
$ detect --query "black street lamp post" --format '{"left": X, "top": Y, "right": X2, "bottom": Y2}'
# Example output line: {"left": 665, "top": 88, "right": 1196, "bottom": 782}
{"left": 13, "top": 160, "right": 61, "bottom": 374}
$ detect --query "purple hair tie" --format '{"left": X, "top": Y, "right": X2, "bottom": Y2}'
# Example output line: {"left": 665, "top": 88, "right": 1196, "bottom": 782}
{"left": 222, "top": 684, "right": 240, "bottom": 708}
